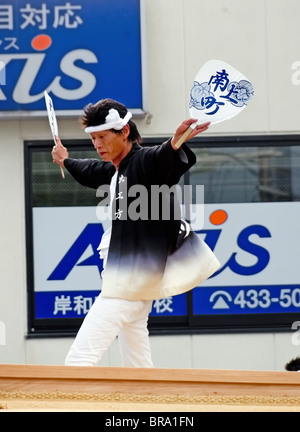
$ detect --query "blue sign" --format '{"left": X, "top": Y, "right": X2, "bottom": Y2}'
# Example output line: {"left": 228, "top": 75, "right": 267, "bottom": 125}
{"left": 0, "top": 0, "right": 144, "bottom": 113}
{"left": 33, "top": 216, "right": 188, "bottom": 321}
{"left": 193, "top": 285, "right": 300, "bottom": 315}
{"left": 32, "top": 202, "right": 300, "bottom": 327}
{"left": 35, "top": 291, "right": 187, "bottom": 319}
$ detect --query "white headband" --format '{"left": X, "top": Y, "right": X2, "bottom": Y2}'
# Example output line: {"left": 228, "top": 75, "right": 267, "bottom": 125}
{"left": 84, "top": 108, "right": 132, "bottom": 133}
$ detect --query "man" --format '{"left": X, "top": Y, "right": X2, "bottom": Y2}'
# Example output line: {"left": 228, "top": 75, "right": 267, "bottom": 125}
{"left": 52, "top": 98, "right": 213, "bottom": 368}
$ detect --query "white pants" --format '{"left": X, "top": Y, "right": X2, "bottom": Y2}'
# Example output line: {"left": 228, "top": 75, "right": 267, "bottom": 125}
{"left": 65, "top": 294, "right": 153, "bottom": 367}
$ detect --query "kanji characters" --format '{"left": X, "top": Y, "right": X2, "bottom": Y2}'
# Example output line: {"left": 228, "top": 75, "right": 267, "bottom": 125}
{"left": 53, "top": 294, "right": 97, "bottom": 316}
{"left": 0, "top": 2, "right": 83, "bottom": 31}
{"left": 20, "top": 3, "right": 50, "bottom": 30}
{"left": 189, "top": 68, "right": 254, "bottom": 117}
{"left": 153, "top": 297, "right": 173, "bottom": 314}
{"left": 53, "top": 2, "right": 83, "bottom": 29}
{"left": 0, "top": 5, "right": 13, "bottom": 30}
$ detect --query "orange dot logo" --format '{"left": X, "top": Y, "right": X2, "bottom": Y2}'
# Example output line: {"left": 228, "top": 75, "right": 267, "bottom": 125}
{"left": 31, "top": 34, "right": 52, "bottom": 51}
{"left": 209, "top": 209, "right": 228, "bottom": 225}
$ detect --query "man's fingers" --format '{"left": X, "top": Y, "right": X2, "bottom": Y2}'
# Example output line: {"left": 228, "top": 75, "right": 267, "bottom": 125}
{"left": 54, "top": 135, "right": 63, "bottom": 146}
{"left": 183, "top": 119, "right": 210, "bottom": 133}
{"left": 195, "top": 121, "right": 211, "bottom": 129}
{"left": 172, "top": 119, "right": 211, "bottom": 149}
{"left": 189, "top": 121, "right": 210, "bottom": 138}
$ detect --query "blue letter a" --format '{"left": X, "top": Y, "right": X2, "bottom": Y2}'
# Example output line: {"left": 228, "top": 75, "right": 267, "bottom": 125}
{"left": 48, "top": 223, "right": 104, "bottom": 280}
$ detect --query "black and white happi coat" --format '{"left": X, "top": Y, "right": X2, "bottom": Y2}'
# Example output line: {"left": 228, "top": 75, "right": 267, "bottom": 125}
{"left": 64, "top": 139, "right": 219, "bottom": 301}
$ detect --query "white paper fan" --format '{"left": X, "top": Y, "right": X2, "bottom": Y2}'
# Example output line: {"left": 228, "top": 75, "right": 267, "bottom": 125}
{"left": 189, "top": 59, "right": 254, "bottom": 125}
{"left": 175, "top": 60, "right": 254, "bottom": 148}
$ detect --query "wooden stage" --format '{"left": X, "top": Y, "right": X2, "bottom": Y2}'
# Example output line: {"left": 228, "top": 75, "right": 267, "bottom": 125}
{"left": 1, "top": 364, "right": 300, "bottom": 411}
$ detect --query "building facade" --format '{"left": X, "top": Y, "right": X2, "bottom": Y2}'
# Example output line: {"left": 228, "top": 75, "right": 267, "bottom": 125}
{"left": 1, "top": 0, "right": 300, "bottom": 371}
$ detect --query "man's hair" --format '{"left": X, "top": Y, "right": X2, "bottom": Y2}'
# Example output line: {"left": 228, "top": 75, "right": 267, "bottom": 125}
{"left": 285, "top": 356, "right": 300, "bottom": 371}
{"left": 81, "top": 98, "right": 142, "bottom": 144}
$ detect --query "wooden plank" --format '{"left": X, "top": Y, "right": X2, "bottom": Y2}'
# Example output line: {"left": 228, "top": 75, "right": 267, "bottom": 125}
{"left": 1, "top": 364, "right": 300, "bottom": 399}
{"left": 2, "top": 364, "right": 300, "bottom": 384}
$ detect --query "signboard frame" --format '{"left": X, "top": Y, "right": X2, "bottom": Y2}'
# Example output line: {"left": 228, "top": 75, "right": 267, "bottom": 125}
{"left": 24, "top": 135, "right": 300, "bottom": 335}
{"left": 0, "top": 0, "right": 147, "bottom": 119}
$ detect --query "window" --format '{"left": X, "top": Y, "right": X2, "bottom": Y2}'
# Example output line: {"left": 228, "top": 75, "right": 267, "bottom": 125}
{"left": 25, "top": 135, "right": 300, "bottom": 335}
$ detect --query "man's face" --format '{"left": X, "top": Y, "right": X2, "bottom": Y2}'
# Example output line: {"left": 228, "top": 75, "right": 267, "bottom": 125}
{"left": 90, "top": 128, "right": 128, "bottom": 166}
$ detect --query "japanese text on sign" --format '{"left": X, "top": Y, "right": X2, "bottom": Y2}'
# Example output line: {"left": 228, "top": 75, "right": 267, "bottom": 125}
{"left": 189, "top": 68, "right": 254, "bottom": 116}
{"left": 53, "top": 294, "right": 176, "bottom": 317}
{"left": 0, "top": 3, "right": 83, "bottom": 31}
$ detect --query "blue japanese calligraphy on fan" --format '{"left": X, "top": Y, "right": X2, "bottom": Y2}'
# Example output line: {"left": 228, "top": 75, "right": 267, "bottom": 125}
{"left": 189, "top": 60, "right": 254, "bottom": 125}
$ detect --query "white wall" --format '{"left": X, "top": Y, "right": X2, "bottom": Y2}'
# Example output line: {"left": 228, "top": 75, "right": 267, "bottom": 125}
{"left": 24, "top": 332, "right": 300, "bottom": 372}
{"left": 1, "top": 0, "right": 300, "bottom": 371}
